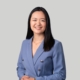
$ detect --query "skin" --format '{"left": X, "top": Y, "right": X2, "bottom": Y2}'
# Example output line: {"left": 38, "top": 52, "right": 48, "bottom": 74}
{"left": 21, "top": 11, "right": 46, "bottom": 80}
{"left": 30, "top": 11, "right": 46, "bottom": 35}
{"left": 21, "top": 75, "right": 34, "bottom": 80}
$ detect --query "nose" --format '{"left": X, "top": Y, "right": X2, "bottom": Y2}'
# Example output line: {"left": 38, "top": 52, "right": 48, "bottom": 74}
{"left": 36, "top": 20, "right": 41, "bottom": 26}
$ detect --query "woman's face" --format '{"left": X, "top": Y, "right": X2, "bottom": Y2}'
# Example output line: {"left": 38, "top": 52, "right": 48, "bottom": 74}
{"left": 30, "top": 11, "right": 46, "bottom": 35}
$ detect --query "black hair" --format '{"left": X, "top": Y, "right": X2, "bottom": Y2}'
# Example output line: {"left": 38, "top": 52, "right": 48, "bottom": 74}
{"left": 26, "top": 6, "right": 55, "bottom": 51}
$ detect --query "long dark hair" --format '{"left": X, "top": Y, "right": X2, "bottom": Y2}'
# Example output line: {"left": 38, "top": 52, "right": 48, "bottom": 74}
{"left": 26, "top": 6, "right": 55, "bottom": 51}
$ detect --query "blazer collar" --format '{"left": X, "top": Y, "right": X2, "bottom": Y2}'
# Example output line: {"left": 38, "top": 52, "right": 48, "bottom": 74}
{"left": 28, "top": 36, "right": 44, "bottom": 64}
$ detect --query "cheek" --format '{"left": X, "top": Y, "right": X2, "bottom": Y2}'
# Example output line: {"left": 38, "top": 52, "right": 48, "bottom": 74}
{"left": 30, "top": 23, "right": 33, "bottom": 31}
{"left": 30, "top": 22, "right": 35, "bottom": 29}
{"left": 43, "top": 22, "right": 46, "bottom": 27}
{"left": 42, "top": 23, "right": 46, "bottom": 29}
{"left": 30, "top": 21, "right": 34, "bottom": 26}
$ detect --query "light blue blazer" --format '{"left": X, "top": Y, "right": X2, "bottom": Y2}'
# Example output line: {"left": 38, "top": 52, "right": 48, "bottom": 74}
{"left": 16, "top": 37, "right": 66, "bottom": 80}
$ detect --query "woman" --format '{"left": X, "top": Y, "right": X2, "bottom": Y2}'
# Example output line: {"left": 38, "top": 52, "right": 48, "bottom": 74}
{"left": 16, "top": 6, "right": 66, "bottom": 80}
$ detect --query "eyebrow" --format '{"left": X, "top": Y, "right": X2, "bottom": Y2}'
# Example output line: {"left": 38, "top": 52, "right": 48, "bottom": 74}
{"left": 32, "top": 18, "right": 45, "bottom": 19}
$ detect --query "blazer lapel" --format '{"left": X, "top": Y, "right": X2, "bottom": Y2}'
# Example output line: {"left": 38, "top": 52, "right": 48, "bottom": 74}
{"left": 27, "top": 36, "right": 44, "bottom": 75}
{"left": 32, "top": 38, "right": 44, "bottom": 65}
{"left": 26, "top": 37, "right": 37, "bottom": 76}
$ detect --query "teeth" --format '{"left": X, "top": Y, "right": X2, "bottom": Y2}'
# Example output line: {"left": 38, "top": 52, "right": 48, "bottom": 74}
{"left": 35, "top": 27, "right": 41, "bottom": 29}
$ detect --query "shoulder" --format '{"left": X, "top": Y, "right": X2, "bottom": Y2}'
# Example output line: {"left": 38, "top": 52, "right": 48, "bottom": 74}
{"left": 52, "top": 39, "right": 63, "bottom": 50}
{"left": 54, "top": 39, "right": 62, "bottom": 45}
{"left": 21, "top": 38, "right": 31, "bottom": 46}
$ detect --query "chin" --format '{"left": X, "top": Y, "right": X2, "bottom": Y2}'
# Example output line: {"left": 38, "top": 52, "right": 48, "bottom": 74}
{"left": 34, "top": 32, "right": 43, "bottom": 35}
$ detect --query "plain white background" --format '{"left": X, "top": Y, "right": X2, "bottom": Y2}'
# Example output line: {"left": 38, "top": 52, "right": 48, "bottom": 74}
{"left": 0, "top": 0, "right": 80, "bottom": 80}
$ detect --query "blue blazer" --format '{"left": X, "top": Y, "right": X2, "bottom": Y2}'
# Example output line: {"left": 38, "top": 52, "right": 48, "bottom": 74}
{"left": 16, "top": 37, "right": 66, "bottom": 80}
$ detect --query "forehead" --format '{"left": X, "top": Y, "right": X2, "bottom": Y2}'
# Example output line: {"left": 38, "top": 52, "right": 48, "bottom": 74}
{"left": 31, "top": 11, "right": 45, "bottom": 18}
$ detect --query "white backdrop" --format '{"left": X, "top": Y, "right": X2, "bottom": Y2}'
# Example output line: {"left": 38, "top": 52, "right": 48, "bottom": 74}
{"left": 0, "top": 0, "right": 80, "bottom": 80}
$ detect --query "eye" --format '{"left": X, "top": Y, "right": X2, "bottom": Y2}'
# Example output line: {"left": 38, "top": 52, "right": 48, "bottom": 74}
{"left": 33, "top": 20, "right": 37, "bottom": 21}
{"left": 41, "top": 20, "right": 46, "bottom": 22}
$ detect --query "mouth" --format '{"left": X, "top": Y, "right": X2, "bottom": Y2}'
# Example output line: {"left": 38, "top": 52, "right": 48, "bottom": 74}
{"left": 34, "top": 27, "right": 42, "bottom": 30}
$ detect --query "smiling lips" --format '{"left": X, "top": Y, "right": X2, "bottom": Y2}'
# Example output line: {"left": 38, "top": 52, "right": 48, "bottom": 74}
{"left": 35, "top": 27, "right": 42, "bottom": 30}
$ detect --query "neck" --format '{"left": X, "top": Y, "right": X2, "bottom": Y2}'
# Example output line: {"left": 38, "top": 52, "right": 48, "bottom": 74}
{"left": 32, "top": 34, "right": 44, "bottom": 43}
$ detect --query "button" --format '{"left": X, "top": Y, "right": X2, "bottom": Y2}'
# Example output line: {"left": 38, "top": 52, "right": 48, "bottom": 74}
{"left": 38, "top": 68, "right": 41, "bottom": 71}
{"left": 24, "top": 68, "right": 26, "bottom": 70}
{"left": 22, "top": 59, "right": 24, "bottom": 61}
{"left": 40, "top": 60, "right": 44, "bottom": 63}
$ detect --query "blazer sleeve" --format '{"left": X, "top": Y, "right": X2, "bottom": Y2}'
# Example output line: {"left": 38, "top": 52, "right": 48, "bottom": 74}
{"left": 35, "top": 42, "right": 66, "bottom": 80}
{"left": 16, "top": 40, "right": 25, "bottom": 80}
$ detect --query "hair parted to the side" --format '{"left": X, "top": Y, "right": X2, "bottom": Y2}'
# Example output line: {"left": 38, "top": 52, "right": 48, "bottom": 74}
{"left": 26, "top": 6, "right": 55, "bottom": 51}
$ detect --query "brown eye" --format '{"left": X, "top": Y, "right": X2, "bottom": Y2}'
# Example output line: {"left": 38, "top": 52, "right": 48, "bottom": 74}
{"left": 41, "top": 20, "right": 45, "bottom": 22}
{"left": 33, "top": 20, "right": 37, "bottom": 21}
